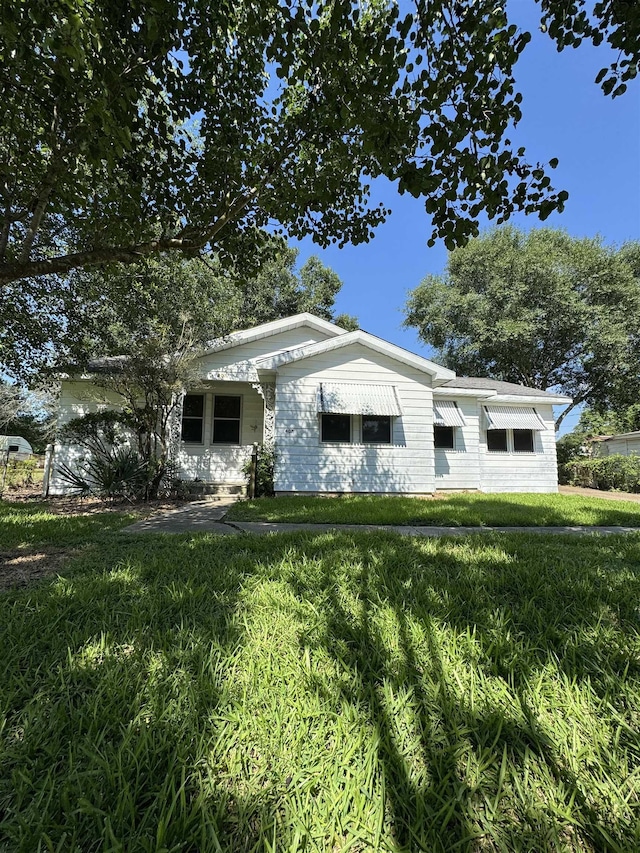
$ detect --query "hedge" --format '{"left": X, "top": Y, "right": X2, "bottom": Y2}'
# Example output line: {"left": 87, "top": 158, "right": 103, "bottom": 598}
{"left": 561, "top": 453, "right": 640, "bottom": 493}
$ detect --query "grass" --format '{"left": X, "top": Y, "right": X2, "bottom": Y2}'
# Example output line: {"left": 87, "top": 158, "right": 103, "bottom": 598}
{"left": 1, "top": 516, "right": 640, "bottom": 851}
{"left": 226, "top": 492, "right": 640, "bottom": 528}
{"left": 0, "top": 500, "right": 136, "bottom": 549}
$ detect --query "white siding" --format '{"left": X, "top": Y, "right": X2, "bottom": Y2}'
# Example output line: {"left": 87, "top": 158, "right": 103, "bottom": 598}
{"left": 273, "top": 343, "right": 435, "bottom": 494}
{"left": 176, "top": 382, "right": 263, "bottom": 483}
{"left": 602, "top": 436, "right": 640, "bottom": 457}
{"left": 479, "top": 404, "right": 559, "bottom": 493}
{"left": 51, "top": 380, "right": 264, "bottom": 493}
{"left": 195, "top": 328, "right": 333, "bottom": 382}
{"left": 433, "top": 398, "right": 481, "bottom": 489}
{"left": 50, "top": 381, "right": 125, "bottom": 494}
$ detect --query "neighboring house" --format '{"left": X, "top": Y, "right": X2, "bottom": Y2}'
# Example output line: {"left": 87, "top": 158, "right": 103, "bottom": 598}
{"left": 0, "top": 435, "right": 33, "bottom": 461}
{"left": 593, "top": 431, "right": 640, "bottom": 458}
{"left": 49, "top": 313, "right": 571, "bottom": 495}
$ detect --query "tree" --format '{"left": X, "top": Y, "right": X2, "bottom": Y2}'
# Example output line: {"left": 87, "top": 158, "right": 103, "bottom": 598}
{"left": 575, "top": 404, "right": 640, "bottom": 435}
{"left": 2, "top": 0, "right": 637, "bottom": 292}
{"left": 49, "top": 247, "right": 353, "bottom": 498}
{"left": 404, "top": 227, "right": 640, "bottom": 429}
{"left": 226, "top": 246, "right": 357, "bottom": 330}
{"left": 1, "top": 241, "right": 354, "bottom": 379}
{"left": 0, "top": 381, "right": 56, "bottom": 452}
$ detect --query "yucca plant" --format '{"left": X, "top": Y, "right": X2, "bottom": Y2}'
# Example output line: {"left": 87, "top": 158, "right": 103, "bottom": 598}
{"left": 57, "top": 445, "right": 150, "bottom": 501}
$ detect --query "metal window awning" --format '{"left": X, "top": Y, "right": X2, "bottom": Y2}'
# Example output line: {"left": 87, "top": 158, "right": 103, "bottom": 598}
{"left": 433, "top": 400, "right": 466, "bottom": 427}
{"left": 484, "top": 406, "right": 545, "bottom": 430}
{"left": 317, "top": 383, "right": 402, "bottom": 416}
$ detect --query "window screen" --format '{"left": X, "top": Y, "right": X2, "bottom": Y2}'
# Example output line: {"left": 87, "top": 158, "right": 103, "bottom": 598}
{"left": 362, "top": 416, "right": 392, "bottom": 444}
{"left": 434, "top": 426, "right": 455, "bottom": 449}
{"left": 321, "top": 414, "right": 351, "bottom": 442}
{"left": 213, "top": 395, "right": 241, "bottom": 444}
{"left": 181, "top": 394, "right": 204, "bottom": 443}
{"left": 487, "top": 429, "right": 508, "bottom": 452}
{"left": 513, "top": 429, "right": 534, "bottom": 453}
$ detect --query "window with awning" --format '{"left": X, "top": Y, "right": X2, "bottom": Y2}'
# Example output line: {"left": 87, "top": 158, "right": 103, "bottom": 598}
{"left": 484, "top": 406, "right": 545, "bottom": 430}
{"left": 433, "top": 400, "right": 466, "bottom": 427}
{"left": 317, "top": 383, "right": 402, "bottom": 416}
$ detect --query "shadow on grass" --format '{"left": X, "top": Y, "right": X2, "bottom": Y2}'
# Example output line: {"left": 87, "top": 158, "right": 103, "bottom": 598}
{"left": 1, "top": 530, "right": 639, "bottom": 851}
{"left": 289, "top": 534, "right": 640, "bottom": 851}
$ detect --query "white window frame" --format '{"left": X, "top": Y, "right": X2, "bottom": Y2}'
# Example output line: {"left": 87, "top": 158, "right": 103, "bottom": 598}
{"left": 212, "top": 394, "right": 243, "bottom": 445}
{"left": 181, "top": 393, "right": 205, "bottom": 445}
{"left": 320, "top": 413, "right": 352, "bottom": 443}
{"left": 434, "top": 425, "right": 456, "bottom": 450}
{"left": 361, "top": 415, "right": 393, "bottom": 445}
{"left": 486, "top": 428, "right": 537, "bottom": 454}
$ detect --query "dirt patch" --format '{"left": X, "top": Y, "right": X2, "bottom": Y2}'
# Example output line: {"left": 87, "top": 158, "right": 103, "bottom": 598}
{"left": 0, "top": 545, "right": 86, "bottom": 591}
{"left": 559, "top": 485, "right": 640, "bottom": 504}
{"left": 3, "top": 486, "right": 191, "bottom": 517}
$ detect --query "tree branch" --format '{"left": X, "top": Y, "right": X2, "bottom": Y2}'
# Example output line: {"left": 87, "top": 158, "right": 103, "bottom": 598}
{"left": 0, "top": 185, "right": 262, "bottom": 287}
{"left": 554, "top": 395, "right": 587, "bottom": 432}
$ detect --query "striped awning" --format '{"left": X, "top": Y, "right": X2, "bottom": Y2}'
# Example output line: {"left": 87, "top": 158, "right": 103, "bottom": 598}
{"left": 317, "top": 383, "right": 402, "bottom": 416}
{"left": 433, "top": 400, "right": 466, "bottom": 427}
{"left": 484, "top": 406, "right": 545, "bottom": 430}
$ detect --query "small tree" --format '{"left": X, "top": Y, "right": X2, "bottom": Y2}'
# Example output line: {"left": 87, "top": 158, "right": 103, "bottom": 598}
{"left": 77, "top": 318, "right": 201, "bottom": 500}
{"left": 55, "top": 248, "right": 352, "bottom": 500}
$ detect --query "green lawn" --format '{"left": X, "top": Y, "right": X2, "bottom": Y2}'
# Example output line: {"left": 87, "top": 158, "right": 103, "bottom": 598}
{"left": 227, "top": 492, "right": 640, "bottom": 527}
{"left": 0, "top": 500, "right": 136, "bottom": 549}
{"left": 1, "top": 506, "right": 639, "bottom": 851}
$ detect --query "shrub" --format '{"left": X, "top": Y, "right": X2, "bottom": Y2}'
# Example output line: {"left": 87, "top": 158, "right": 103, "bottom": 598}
{"left": 58, "top": 413, "right": 151, "bottom": 500}
{"left": 565, "top": 454, "right": 640, "bottom": 493}
{"left": 243, "top": 443, "right": 276, "bottom": 497}
{"left": 57, "top": 445, "right": 150, "bottom": 501}
{"left": 556, "top": 433, "right": 591, "bottom": 484}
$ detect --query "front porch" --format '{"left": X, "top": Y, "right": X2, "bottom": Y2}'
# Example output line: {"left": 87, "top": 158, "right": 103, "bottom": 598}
{"left": 174, "top": 380, "right": 270, "bottom": 489}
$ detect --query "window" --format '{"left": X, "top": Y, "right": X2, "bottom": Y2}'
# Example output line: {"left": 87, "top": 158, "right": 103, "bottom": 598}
{"left": 362, "top": 415, "right": 392, "bottom": 444}
{"left": 321, "top": 414, "right": 351, "bottom": 442}
{"left": 181, "top": 394, "right": 204, "bottom": 443}
{"left": 487, "top": 429, "right": 508, "bottom": 452}
{"left": 213, "top": 395, "right": 241, "bottom": 444}
{"left": 434, "top": 425, "right": 455, "bottom": 449}
{"left": 513, "top": 429, "right": 535, "bottom": 453}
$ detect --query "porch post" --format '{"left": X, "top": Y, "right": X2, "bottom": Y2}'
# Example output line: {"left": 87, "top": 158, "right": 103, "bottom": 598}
{"left": 252, "top": 382, "right": 276, "bottom": 447}
{"left": 166, "top": 388, "right": 185, "bottom": 483}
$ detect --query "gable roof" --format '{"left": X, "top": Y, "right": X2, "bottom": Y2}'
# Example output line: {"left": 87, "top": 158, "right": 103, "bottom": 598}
{"left": 200, "top": 312, "right": 347, "bottom": 355}
{"left": 255, "top": 329, "right": 456, "bottom": 382}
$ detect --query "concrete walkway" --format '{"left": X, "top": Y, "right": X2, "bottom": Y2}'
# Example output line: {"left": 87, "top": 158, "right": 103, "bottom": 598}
{"left": 124, "top": 498, "right": 240, "bottom": 535}
{"left": 124, "top": 503, "right": 640, "bottom": 537}
{"left": 226, "top": 521, "right": 640, "bottom": 537}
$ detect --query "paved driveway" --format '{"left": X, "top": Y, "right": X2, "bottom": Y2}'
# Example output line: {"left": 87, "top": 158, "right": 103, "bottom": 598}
{"left": 559, "top": 485, "right": 640, "bottom": 503}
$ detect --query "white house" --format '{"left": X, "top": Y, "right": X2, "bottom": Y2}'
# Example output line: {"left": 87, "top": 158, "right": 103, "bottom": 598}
{"left": 593, "top": 431, "right": 640, "bottom": 458}
{"left": 49, "top": 313, "right": 571, "bottom": 495}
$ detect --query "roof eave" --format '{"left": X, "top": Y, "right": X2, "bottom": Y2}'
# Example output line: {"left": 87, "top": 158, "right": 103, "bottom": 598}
{"left": 490, "top": 393, "right": 573, "bottom": 405}
{"left": 200, "top": 313, "right": 347, "bottom": 356}
{"left": 256, "top": 330, "right": 456, "bottom": 381}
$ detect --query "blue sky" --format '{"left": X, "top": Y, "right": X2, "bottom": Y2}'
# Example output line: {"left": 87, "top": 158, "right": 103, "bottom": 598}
{"left": 295, "top": 4, "right": 640, "bottom": 435}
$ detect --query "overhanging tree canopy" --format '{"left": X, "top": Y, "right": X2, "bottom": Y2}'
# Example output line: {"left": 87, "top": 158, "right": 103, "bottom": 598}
{"left": 2, "top": 0, "right": 637, "bottom": 287}
{"left": 0, "top": 239, "right": 353, "bottom": 379}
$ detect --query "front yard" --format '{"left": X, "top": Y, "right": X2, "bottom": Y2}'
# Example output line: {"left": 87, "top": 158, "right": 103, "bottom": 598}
{"left": 1, "top": 498, "right": 640, "bottom": 851}
{"left": 226, "top": 492, "right": 640, "bottom": 527}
